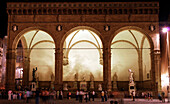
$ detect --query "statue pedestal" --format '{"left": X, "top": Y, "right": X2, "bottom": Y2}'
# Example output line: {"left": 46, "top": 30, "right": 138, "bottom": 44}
{"left": 129, "top": 81, "right": 136, "bottom": 95}
{"left": 80, "top": 81, "right": 87, "bottom": 91}
{"left": 90, "top": 81, "right": 94, "bottom": 89}
{"left": 113, "top": 81, "right": 118, "bottom": 91}
{"left": 73, "top": 81, "right": 78, "bottom": 89}
{"left": 31, "top": 82, "right": 36, "bottom": 91}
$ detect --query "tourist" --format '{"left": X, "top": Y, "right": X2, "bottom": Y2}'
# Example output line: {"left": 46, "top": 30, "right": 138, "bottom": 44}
{"left": 19, "top": 91, "right": 22, "bottom": 100}
{"left": 68, "top": 91, "right": 71, "bottom": 100}
{"left": 8, "top": 89, "right": 12, "bottom": 100}
{"left": 56, "top": 90, "right": 59, "bottom": 99}
{"left": 49, "top": 89, "right": 55, "bottom": 104}
{"left": 35, "top": 88, "right": 40, "bottom": 104}
{"left": 59, "top": 90, "right": 63, "bottom": 100}
{"left": 101, "top": 91, "right": 104, "bottom": 102}
{"left": 104, "top": 91, "right": 108, "bottom": 101}
{"left": 45, "top": 88, "right": 49, "bottom": 103}
{"left": 150, "top": 92, "right": 153, "bottom": 101}
{"left": 88, "top": 91, "right": 91, "bottom": 101}
{"left": 76, "top": 90, "right": 79, "bottom": 101}
{"left": 161, "top": 91, "right": 165, "bottom": 103}
{"left": 79, "top": 90, "right": 83, "bottom": 103}
{"left": 92, "top": 91, "right": 95, "bottom": 101}
{"left": 26, "top": 89, "right": 32, "bottom": 103}
{"left": 23, "top": 89, "right": 27, "bottom": 103}
{"left": 147, "top": 92, "right": 150, "bottom": 101}
{"left": 158, "top": 93, "right": 162, "bottom": 101}
{"left": 85, "top": 92, "right": 88, "bottom": 102}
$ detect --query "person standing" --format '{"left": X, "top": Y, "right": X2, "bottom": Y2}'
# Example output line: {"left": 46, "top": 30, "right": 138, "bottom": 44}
{"left": 85, "top": 92, "right": 88, "bottom": 102}
{"left": 59, "top": 90, "right": 63, "bottom": 100}
{"left": 56, "top": 91, "right": 59, "bottom": 99}
{"left": 68, "top": 91, "right": 71, "bottom": 100}
{"left": 104, "top": 91, "right": 108, "bottom": 101}
{"left": 79, "top": 90, "right": 83, "bottom": 103}
{"left": 35, "top": 88, "right": 40, "bottom": 104}
{"left": 8, "top": 89, "right": 12, "bottom": 100}
{"left": 92, "top": 91, "right": 95, "bottom": 101}
{"left": 162, "top": 91, "right": 165, "bottom": 103}
{"left": 76, "top": 90, "right": 79, "bottom": 101}
{"left": 88, "top": 91, "right": 91, "bottom": 101}
{"left": 101, "top": 91, "right": 104, "bottom": 102}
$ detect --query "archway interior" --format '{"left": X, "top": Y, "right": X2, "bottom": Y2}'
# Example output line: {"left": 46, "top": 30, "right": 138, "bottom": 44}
{"left": 111, "top": 30, "right": 151, "bottom": 81}
{"left": 16, "top": 30, "right": 55, "bottom": 82}
{"left": 63, "top": 29, "right": 103, "bottom": 81}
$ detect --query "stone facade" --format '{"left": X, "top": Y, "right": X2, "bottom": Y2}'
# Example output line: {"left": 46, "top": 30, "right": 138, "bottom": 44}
{"left": 6, "top": 2, "right": 160, "bottom": 93}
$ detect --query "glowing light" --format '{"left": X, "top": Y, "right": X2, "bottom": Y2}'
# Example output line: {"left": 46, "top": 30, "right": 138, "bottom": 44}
{"left": 161, "top": 73, "right": 169, "bottom": 88}
{"left": 162, "top": 27, "right": 169, "bottom": 33}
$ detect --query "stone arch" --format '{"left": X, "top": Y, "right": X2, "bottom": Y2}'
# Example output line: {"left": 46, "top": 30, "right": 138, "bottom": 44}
{"left": 12, "top": 27, "right": 57, "bottom": 87}
{"left": 110, "top": 26, "right": 154, "bottom": 83}
{"left": 62, "top": 26, "right": 104, "bottom": 81}
{"left": 109, "top": 26, "right": 154, "bottom": 50}
{"left": 61, "top": 26, "right": 104, "bottom": 48}
{"left": 12, "top": 26, "right": 56, "bottom": 50}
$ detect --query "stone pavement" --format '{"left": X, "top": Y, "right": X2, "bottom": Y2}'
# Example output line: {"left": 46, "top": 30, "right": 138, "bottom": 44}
{"left": 0, "top": 98, "right": 169, "bottom": 104}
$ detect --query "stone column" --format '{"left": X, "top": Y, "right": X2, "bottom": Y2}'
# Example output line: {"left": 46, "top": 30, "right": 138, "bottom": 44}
{"left": 154, "top": 50, "right": 161, "bottom": 93}
{"left": 150, "top": 50, "right": 157, "bottom": 96}
{"left": 23, "top": 56, "right": 30, "bottom": 87}
{"left": 5, "top": 49, "right": 16, "bottom": 90}
{"left": 103, "top": 46, "right": 112, "bottom": 91}
{"left": 54, "top": 48, "right": 63, "bottom": 90}
{"left": 138, "top": 50, "right": 143, "bottom": 81}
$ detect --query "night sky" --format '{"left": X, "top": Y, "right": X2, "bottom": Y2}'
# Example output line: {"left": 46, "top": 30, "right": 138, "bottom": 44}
{"left": 0, "top": 0, "right": 169, "bottom": 38}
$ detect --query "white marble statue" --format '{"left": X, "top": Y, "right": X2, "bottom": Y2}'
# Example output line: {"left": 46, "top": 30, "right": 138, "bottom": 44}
{"left": 113, "top": 72, "right": 118, "bottom": 90}
{"left": 63, "top": 83, "right": 68, "bottom": 91}
{"left": 51, "top": 73, "right": 55, "bottom": 89}
{"left": 90, "top": 73, "right": 94, "bottom": 89}
{"left": 98, "top": 84, "right": 102, "bottom": 91}
{"left": 74, "top": 72, "right": 78, "bottom": 81}
{"left": 128, "top": 69, "right": 134, "bottom": 83}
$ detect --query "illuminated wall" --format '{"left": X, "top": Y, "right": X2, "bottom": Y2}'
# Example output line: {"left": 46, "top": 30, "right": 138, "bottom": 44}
{"left": 17, "top": 30, "right": 55, "bottom": 81}
{"left": 63, "top": 29, "right": 103, "bottom": 81}
{"left": 111, "top": 30, "right": 151, "bottom": 81}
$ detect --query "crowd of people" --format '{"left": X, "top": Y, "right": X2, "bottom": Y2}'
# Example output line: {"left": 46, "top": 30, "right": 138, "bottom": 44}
{"left": 0, "top": 89, "right": 111, "bottom": 103}
{"left": 6, "top": 88, "right": 63, "bottom": 104}
{"left": 0, "top": 89, "right": 168, "bottom": 103}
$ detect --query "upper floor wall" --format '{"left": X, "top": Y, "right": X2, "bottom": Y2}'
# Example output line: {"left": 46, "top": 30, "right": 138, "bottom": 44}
{"left": 7, "top": 2, "right": 159, "bottom": 23}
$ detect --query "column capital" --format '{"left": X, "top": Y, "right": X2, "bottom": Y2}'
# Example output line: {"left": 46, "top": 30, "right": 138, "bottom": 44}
{"left": 151, "top": 50, "right": 160, "bottom": 55}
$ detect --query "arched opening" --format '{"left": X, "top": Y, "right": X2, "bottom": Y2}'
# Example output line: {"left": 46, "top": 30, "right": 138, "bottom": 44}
{"left": 15, "top": 30, "right": 55, "bottom": 89}
{"left": 63, "top": 29, "right": 103, "bottom": 90}
{"left": 111, "top": 29, "right": 152, "bottom": 91}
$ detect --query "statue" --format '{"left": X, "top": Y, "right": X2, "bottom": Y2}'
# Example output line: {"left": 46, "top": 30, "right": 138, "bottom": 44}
{"left": 51, "top": 73, "right": 55, "bottom": 89}
{"left": 128, "top": 69, "right": 134, "bottom": 83}
{"left": 113, "top": 72, "right": 118, "bottom": 90}
{"left": 81, "top": 76, "right": 86, "bottom": 82}
{"left": 32, "top": 67, "right": 37, "bottom": 82}
{"left": 90, "top": 72, "right": 94, "bottom": 82}
{"left": 73, "top": 72, "right": 78, "bottom": 89}
{"left": 128, "top": 69, "right": 136, "bottom": 96}
{"left": 98, "top": 84, "right": 102, "bottom": 91}
{"left": 74, "top": 72, "right": 78, "bottom": 81}
{"left": 90, "top": 73, "right": 94, "bottom": 89}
